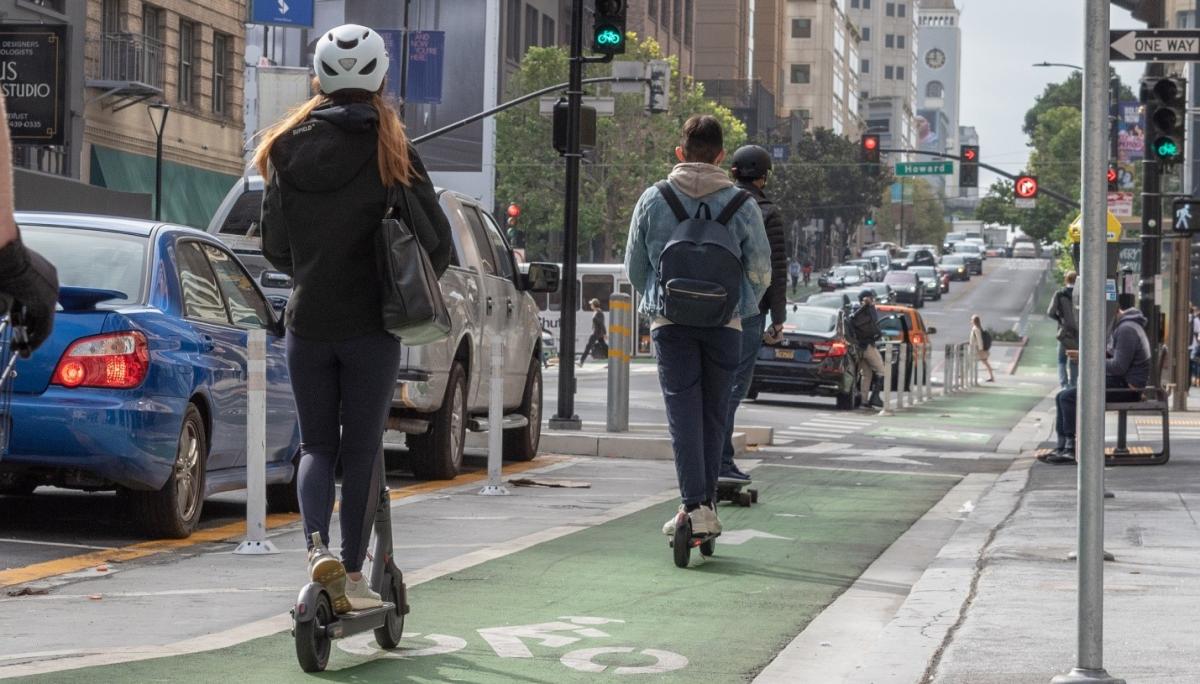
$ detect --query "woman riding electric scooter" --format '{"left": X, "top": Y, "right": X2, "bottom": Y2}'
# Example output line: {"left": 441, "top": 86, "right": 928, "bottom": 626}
{"left": 255, "top": 23, "right": 452, "bottom": 668}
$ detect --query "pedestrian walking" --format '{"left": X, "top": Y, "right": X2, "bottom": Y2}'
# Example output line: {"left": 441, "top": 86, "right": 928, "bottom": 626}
{"left": 970, "top": 315, "right": 996, "bottom": 382}
{"left": 0, "top": 91, "right": 57, "bottom": 353}
{"left": 625, "top": 114, "right": 770, "bottom": 541}
{"left": 718, "top": 145, "right": 788, "bottom": 485}
{"left": 802, "top": 260, "right": 813, "bottom": 287}
{"left": 850, "top": 290, "right": 885, "bottom": 408}
{"left": 1047, "top": 271, "right": 1079, "bottom": 388}
{"left": 257, "top": 24, "right": 452, "bottom": 614}
{"left": 579, "top": 298, "right": 607, "bottom": 366}
{"left": 788, "top": 257, "right": 801, "bottom": 295}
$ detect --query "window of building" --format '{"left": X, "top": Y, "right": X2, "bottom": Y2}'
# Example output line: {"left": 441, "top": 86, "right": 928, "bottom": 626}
{"left": 926, "top": 80, "right": 944, "bottom": 98}
{"left": 861, "top": 90, "right": 870, "bottom": 101}
{"left": 861, "top": 58, "right": 870, "bottom": 74}
{"left": 851, "top": 0, "right": 859, "bottom": 6}
{"left": 542, "top": 14, "right": 556, "bottom": 47}
{"left": 885, "top": 34, "right": 894, "bottom": 48}
{"left": 896, "top": 65, "right": 905, "bottom": 80}
{"left": 863, "top": 0, "right": 871, "bottom": 7}
{"left": 884, "top": 65, "right": 894, "bottom": 80}
{"left": 649, "top": 0, "right": 657, "bottom": 21}
{"left": 886, "top": 2, "right": 895, "bottom": 17}
{"left": 685, "top": 0, "right": 693, "bottom": 45}
{"left": 212, "top": 32, "right": 230, "bottom": 115}
{"left": 673, "top": 0, "right": 682, "bottom": 36}
{"left": 790, "top": 64, "right": 811, "bottom": 84}
{"left": 27, "top": 0, "right": 66, "bottom": 13}
{"left": 524, "top": 4, "right": 539, "bottom": 53}
{"left": 898, "top": 2, "right": 906, "bottom": 17}
{"left": 141, "top": 4, "right": 163, "bottom": 88}
{"left": 861, "top": 26, "right": 870, "bottom": 41}
{"left": 178, "top": 20, "right": 196, "bottom": 105}
{"left": 791, "top": 18, "right": 812, "bottom": 39}
{"left": 102, "top": 0, "right": 121, "bottom": 33}
{"left": 505, "top": 0, "right": 521, "bottom": 61}
{"left": 897, "top": 35, "right": 905, "bottom": 50}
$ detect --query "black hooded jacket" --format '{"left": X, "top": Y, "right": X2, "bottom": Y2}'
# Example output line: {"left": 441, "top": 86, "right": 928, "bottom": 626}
{"left": 736, "top": 180, "right": 787, "bottom": 326}
{"left": 261, "top": 103, "right": 452, "bottom": 342}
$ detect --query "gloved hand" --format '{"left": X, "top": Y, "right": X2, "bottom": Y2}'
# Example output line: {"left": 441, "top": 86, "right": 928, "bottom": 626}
{"left": 0, "top": 240, "right": 58, "bottom": 354}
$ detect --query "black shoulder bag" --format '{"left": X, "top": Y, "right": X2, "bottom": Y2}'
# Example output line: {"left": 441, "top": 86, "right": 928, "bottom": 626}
{"left": 376, "top": 184, "right": 452, "bottom": 345}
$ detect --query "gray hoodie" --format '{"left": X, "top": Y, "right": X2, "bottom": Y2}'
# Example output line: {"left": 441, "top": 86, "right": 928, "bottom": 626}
{"left": 1107, "top": 309, "right": 1152, "bottom": 388}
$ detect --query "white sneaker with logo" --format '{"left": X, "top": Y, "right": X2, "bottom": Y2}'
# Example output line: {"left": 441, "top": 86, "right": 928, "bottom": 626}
{"left": 345, "top": 576, "right": 382, "bottom": 611}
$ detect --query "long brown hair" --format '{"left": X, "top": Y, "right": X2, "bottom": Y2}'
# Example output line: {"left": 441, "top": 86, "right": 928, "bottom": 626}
{"left": 252, "top": 81, "right": 418, "bottom": 186}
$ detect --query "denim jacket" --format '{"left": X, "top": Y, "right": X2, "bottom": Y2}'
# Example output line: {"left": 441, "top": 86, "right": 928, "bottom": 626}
{"left": 624, "top": 163, "right": 772, "bottom": 322}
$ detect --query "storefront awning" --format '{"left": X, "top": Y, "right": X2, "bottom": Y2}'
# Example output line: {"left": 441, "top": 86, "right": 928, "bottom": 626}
{"left": 89, "top": 145, "right": 238, "bottom": 230}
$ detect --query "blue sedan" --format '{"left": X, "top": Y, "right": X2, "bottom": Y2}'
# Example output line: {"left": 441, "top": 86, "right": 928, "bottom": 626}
{"left": 0, "top": 213, "right": 300, "bottom": 538}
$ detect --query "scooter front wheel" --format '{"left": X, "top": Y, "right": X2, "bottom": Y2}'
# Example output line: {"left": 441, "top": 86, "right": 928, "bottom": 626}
{"left": 295, "top": 592, "right": 334, "bottom": 672}
{"left": 672, "top": 514, "right": 692, "bottom": 568}
{"left": 375, "top": 572, "right": 406, "bottom": 650}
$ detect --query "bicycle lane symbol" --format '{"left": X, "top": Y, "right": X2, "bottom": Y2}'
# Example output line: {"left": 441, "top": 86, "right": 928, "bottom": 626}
{"left": 337, "top": 615, "right": 689, "bottom": 675}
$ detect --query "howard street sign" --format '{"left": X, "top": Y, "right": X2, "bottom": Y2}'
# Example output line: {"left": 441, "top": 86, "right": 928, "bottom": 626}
{"left": 1110, "top": 29, "right": 1200, "bottom": 62}
{"left": 895, "top": 161, "right": 953, "bottom": 176}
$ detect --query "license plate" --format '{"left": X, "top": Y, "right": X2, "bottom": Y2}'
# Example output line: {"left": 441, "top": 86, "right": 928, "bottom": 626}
{"left": 774, "top": 349, "right": 795, "bottom": 360}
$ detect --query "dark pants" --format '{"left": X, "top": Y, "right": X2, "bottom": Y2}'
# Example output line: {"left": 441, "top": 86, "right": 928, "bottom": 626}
{"left": 653, "top": 324, "right": 740, "bottom": 506}
{"left": 1055, "top": 375, "right": 1140, "bottom": 449}
{"left": 580, "top": 333, "right": 605, "bottom": 364}
{"left": 721, "top": 313, "right": 765, "bottom": 470}
{"left": 287, "top": 331, "right": 402, "bottom": 573}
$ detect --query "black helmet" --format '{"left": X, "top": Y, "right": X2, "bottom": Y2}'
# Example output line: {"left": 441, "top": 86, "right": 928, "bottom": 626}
{"left": 859, "top": 289, "right": 875, "bottom": 302}
{"left": 730, "top": 145, "right": 772, "bottom": 180}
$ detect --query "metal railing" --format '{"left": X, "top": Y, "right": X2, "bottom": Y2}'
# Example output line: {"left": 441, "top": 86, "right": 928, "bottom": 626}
{"left": 93, "top": 32, "right": 165, "bottom": 90}
{"left": 943, "top": 342, "right": 980, "bottom": 394}
{"left": 877, "top": 341, "right": 934, "bottom": 415}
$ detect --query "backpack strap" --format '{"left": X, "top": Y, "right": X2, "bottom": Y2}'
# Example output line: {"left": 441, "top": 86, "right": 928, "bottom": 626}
{"left": 715, "top": 190, "right": 753, "bottom": 225}
{"left": 654, "top": 181, "right": 690, "bottom": 223}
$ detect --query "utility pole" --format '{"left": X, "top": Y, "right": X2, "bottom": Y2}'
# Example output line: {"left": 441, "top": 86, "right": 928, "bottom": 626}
{"left": 1139, "top": 2, "right": 1167, "bottom": 360}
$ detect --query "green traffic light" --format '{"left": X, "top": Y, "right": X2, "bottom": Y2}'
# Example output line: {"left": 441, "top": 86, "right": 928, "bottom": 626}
{"left": 865, "top": 218, "right": 875, "bottom": 226}
{"left": 1154, "top": 136, "right": 1181, "bottom": 160}
{"left": 595, "top": 27, "right": 623, "bottom": 46}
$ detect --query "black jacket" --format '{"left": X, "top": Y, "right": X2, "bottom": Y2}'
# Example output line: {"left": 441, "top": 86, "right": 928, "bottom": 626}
{"left": 1107, "top": 310, "right": 1152, "bottom": 388}
{"left": 737, "top": 181, "right": 787, "bottom": 326}
{"left": 1047, "top": 285, "right": 1078, "bottom": 349}
{"left": 261, "top": 103, "right": 452, "bottom": 342}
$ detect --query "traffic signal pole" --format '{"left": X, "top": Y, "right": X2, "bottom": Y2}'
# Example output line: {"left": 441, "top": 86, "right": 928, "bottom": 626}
{"left": 879, "top": 148, "right": 1080, "bottom": 209}
{"left": 1139, "top": 3, "right": 1167, "bottom": 366}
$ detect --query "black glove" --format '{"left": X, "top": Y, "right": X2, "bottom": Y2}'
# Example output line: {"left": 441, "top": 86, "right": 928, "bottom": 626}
{"left": 0, "top": 240, "right": 58, "bottom": 353}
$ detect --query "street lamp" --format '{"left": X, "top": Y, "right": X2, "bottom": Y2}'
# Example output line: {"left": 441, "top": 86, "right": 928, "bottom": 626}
{"left": 1032, "top": 61, "right": 1084, "bottom": 71}
{"left": 147, "top": 103, "right": 170, "bottom": 221}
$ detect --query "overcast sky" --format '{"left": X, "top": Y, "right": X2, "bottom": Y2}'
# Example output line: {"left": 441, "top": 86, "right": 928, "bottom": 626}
{"left": 958, "top": 0, "right": 1143, "bottom": 189}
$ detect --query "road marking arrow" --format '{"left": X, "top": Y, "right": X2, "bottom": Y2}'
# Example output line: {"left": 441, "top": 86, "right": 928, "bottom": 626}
{"left": 720, "top": 529, "right": 795, "bottom": 546}
{"left": 478, "top": 617, "right": 624, "bottom": 658}
{"left": 1111, "top": 31, "right": 1136, "bottom": 59}
{"left": 835, "top": 453, "right": 932, "bottom": 467}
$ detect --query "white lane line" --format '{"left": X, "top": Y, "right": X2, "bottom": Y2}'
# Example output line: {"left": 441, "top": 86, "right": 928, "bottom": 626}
{"left": 0, "top": 538, "right": 119, "bottom": 552}
{"left": 775, "top": 433, "right": 852, "bottom": 441}
{"left": 760, "top": 463, "right": 963, "bottom": 479}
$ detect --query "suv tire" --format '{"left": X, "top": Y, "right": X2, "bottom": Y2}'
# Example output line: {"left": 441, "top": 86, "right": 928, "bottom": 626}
{"left": 410, "top": 362, "right": 467, "bottom": 480}
{"left": 504, "top": 357, "right": 542, "bottom": 461}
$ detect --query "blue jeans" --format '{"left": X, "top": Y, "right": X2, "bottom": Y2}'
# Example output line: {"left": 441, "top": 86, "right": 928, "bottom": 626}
{"left": 1055, "top": 376, "right": 1138, "bottom": 449}
{"left": 653, "top": 324, "right": 741, "bottom": 506}
{"left": 721, "top": 313, "right": 765, "bottom": 470}
{"left": 1057, "top": 342, "right": 1079, "bottom": 388}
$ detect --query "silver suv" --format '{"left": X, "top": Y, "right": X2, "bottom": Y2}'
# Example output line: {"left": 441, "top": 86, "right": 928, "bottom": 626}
{"left": 208, "top": 177, "right": 559, "bottom": 480}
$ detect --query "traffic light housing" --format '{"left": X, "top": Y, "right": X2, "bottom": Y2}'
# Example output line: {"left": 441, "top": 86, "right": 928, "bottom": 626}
{"left": 645, "top": 60, "right": 669, "bottom": 113}
{"left": 1141, "top": 76, "right": 1187, "bottom": 167}
{"left": 860, "top": 134, "right": 880, "bottom": 164}
{"left": 1107, "top": 165, "right": 1119, "bottom": 192}
{"left": 959, "top": 145, "right": 979, "bottom": 188}
{"left": 592, "top": 0, "right": 626, "bottom": 55}
{"left": 865, "top": 212, "right": 876, "bottom": 226}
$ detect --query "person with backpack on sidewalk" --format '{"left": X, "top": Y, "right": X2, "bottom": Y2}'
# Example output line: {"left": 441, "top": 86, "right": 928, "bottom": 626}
{"left": 716, "top": 145, "right": 788, "bottom": 486}
{"left": 624, "top": 115, "right": 771, "bottom": 542}
{"left": 970, "top": 315, "right": 996, "bottom": 382}
{"left": 1047, "top": 271, "right": 1079, "bottom": 388}
{"left": 850, "top": 290, "right": 886, "bottom": 409}
{"left": 788, "top": 257, "right": 801, "bottom": 295}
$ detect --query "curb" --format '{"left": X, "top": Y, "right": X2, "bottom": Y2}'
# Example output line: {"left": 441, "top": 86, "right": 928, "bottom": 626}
{"left": 1005, "top": 335, "right": 1029, "bottom": 375}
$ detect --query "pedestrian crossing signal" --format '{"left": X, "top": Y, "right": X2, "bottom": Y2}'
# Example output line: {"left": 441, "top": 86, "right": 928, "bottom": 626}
{"left": 1172, "top": 199, "right": 1200, "bottom": 236}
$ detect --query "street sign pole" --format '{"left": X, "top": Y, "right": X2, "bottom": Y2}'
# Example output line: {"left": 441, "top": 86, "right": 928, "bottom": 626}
{"left": 1053, "top": 1, "right": 1124, "bottom": 683}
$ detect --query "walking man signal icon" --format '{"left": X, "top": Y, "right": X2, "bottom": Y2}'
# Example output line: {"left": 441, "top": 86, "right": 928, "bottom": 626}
{"left": 1172, "top": 199, "right": 1200, "bottom": 235}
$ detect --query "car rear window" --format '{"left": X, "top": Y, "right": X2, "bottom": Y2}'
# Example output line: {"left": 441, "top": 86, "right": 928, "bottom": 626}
{"left": 884, "top": 272, "right": 915, "bottom": 284}
{"left": 834, "top": 266, "right": 859, "bottom": 276}
{"left": 879, "top": 313, "right": 912, "bottom": 337}
{"left": 217, "top": 190, "right": 263, "bottom": 237}
{"left": 789, "top": 310, "right": 837, "bottom": 333}
{"left": 942, "top": 255, "right": 964, "bottom": 264}
{"left": 21, "top": 226, "right": 146, "bottom": 305}
{"left": 806, "top": 294, "right": 844, "bottom": 308}
{"left": 911, "top": 267, "right": 936, "bottom": 277}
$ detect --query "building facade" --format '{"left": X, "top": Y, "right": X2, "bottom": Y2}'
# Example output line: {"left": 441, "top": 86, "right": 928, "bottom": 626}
{"left": 626, "top": 0, "right": 696, "bottom": 78}
{"left": 847, "top": 0, "right": 917, "bottom": 151}
{"left": 692, "top": 0, "right": 780, "bottom": 139}
{"left": 780, "top": 0, "right": 861, "bottom": 136}
{"left": 915, "top": 0, "right": 960, "bottom": 195}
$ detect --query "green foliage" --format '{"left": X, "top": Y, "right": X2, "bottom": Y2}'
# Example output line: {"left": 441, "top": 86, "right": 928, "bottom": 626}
{"left": 494, "top": 36, "right": 745, "bottom": 262}
{"left": 875, "top": 178, "right": 947, "bottom": 246}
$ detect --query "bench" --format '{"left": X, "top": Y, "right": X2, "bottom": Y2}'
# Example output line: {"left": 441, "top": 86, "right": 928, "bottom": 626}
{"left": 1104, "top": 345, "right": 1169, "bottom": 466}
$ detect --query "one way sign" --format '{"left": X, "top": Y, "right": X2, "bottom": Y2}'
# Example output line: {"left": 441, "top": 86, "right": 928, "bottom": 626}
{"left": 1111, "top": 29, "right": 1200, "bottom": 62}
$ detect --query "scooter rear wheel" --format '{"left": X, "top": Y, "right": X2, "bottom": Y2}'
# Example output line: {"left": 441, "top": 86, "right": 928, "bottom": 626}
{"left": 295, "top": 592, "right": 334, "bottom": 673}
{"left": 375, "top": 573, "right": 406, "bottom": 650}
{"left": 672, "top": 514, "right": 692, "bottom": 568}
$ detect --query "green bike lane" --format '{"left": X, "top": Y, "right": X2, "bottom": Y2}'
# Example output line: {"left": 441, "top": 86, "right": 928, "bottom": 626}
{"left": 27, "top": 466, "right": 955, "bottom": 683}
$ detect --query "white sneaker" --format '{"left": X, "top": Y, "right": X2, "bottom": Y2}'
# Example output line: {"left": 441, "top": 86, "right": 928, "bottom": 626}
{"left": 345, "top": 576, "right": 382, "bottom": 611}
{"left": 689, "top": 505, "right": 719, "bottom": 536}
{"left": 663, "top": 504, "right": 687, "bottom": 535}
{"left": 704, "top": 503, "right": 722, "bottom": 535}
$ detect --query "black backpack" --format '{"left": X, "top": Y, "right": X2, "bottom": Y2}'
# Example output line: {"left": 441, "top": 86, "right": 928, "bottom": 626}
{"left": 982, "top": 329, "right": 993, "bottom": 351}
{"left": 654, "top": 181, "right": 752, "bottom": 328}
{"left": 850, "top": 304, "right": 881, "bottom": 344}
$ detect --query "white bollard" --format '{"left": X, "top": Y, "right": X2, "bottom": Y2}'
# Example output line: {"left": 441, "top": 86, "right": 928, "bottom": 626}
{"left": 943, "top": 343, "right": 953, "bottom": 397}
{"left": 900, "top": 343, "right": 911, "bottom": 408}
{"left": 878, "top": 342, "right": 894, "bottom": 416}
{"left": 480, "top": 336, "right": 510, "bottom": 496}
{"left": 235, "top": 329, "right": 278, "bottom": 555}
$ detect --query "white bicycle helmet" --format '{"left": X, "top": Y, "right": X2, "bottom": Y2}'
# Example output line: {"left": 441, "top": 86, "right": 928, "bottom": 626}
{"left": 314, "top": 24, "right": 389, "bottom": 94}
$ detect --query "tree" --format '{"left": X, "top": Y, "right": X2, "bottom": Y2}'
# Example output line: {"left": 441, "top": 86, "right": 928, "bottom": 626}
{"left": 494, "top": 36, "right": 746, "bottom": 263}
{"left": 975, "top": 179, "right": 1018, "bottom": 227}
{"left": 876, "top": 179, "right": 947, "bottom": 246}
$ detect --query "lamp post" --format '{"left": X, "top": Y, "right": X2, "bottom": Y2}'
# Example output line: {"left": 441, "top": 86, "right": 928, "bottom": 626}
{"left": 147, "top": 103, "right": 170, "bottom": 221}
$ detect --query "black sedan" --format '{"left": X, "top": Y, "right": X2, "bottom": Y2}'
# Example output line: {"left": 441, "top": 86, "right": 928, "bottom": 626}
{"left": 909, "top": 266, "right": 943, "bottom": 301}
{"left": 883, "top": 270, "right": 925, "bottom": 308}
{"left": 939, "top": 255, "right": 970, "bottom": 281}
{"left": 748, "top": 306, "right": 861, "bottom": 410}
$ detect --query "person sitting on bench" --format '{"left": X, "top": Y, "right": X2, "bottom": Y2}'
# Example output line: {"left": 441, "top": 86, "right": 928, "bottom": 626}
{"left": 1044, "top": 300, "right": 1151, "bottom": 465}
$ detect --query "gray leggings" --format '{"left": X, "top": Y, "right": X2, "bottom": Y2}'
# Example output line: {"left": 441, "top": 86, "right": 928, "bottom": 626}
{"left": 287, "top": 331, "right": 401, "bottom": 573}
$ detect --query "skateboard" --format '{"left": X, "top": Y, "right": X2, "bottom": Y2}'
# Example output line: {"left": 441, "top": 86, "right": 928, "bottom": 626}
{"left": 716, "top": 480, "right": 759, "bottom": 507}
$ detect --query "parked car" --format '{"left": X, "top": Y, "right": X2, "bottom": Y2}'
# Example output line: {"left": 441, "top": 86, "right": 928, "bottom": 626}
{"left": 1012, "top": 241, "right": 1039, "bottom": 258}
{"left": 208, "top": 177, "right": 561, "bottom": 480}
{"left": 818, "top": 265, "right": 865, "bottom": 291}
{"left": 943, "top": 232, "right": 967, "bottom": 253}
{"left": 939, "top": 254, "right": 970, "bottom": 281}
{"left": 953, "top": 243, "right": 984, "bottom": 274}
{"left": 0, "top": 213, "right": 301, "bottom": 538}
{"left": 876, "top": 304, "right": 937, "bottom": 391}
{"left": 748, "top": 305, "right": 861, "bottom": 410}
{"left": 862, "top": 249, "right": 893, "bottom": 274}
{"left": 846, "top": 258, "right": 882, "bottom": 282}
{"left": 883, "top": 270, "right": 926, "bottom": 308}
{"left": 804, "top": 291, "right": 854, "bottom": 312}
{"left": 862, "top": 281, "right": 896, "bottom": 304}
{"left": 891, "top": 248, "right": 938, "bottom": 271}
{"left": 909, "top": 266, "right": 943, "bottom": 301}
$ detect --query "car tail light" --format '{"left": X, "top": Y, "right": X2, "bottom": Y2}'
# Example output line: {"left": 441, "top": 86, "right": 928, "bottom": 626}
{"left": 52, "top": 332, "right": 150, "bottom": 389}
{"left": 813, "top": 341, "right": 848, "bottom": 359}
{"left": 910, "top": 332, "right": 925, "bottom": 346}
